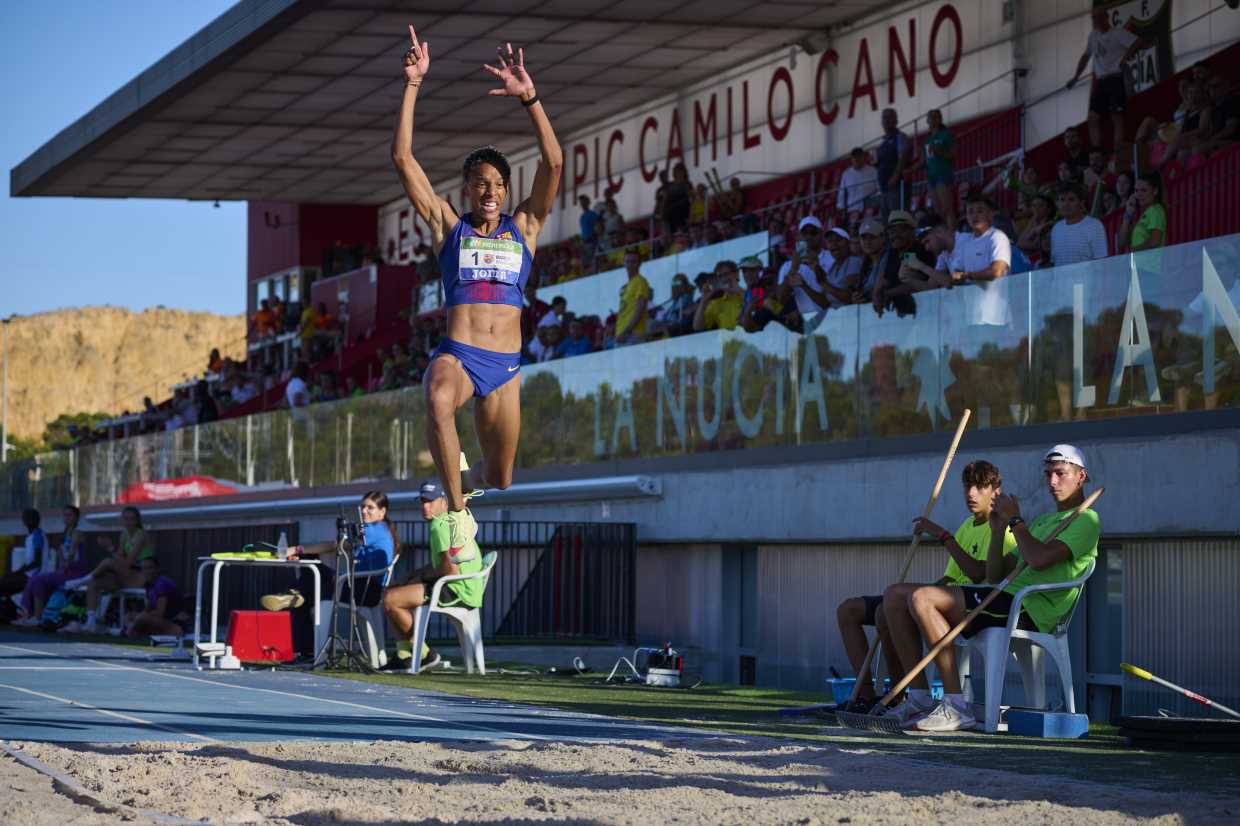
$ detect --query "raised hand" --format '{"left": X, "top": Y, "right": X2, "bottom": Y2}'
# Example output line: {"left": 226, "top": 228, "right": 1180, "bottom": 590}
{"left": 483, "top": 42, "right": 535, "bottom": 99}
{"left": 403, "top": 25, "right": 430, "bottom": 83}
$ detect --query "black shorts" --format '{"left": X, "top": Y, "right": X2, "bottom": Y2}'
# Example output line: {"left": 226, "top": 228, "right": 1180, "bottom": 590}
{"left": 959, "top": 586, "right": 1037, "bottom": 638}
{"left": 860, "top": 594, "right": 883, "bottom": 626}
{"left": 1090, "top": 74, "right": 1128, "bottom": 115}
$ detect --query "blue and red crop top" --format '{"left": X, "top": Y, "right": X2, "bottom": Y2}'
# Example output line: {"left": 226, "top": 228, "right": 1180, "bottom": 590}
{"left": 439, "top": 213, "right": 532, "bottom": 309}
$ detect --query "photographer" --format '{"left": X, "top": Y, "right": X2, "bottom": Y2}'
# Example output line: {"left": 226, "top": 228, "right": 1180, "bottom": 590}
{"left": 382, "top": 481, "right": 485, "bottom": 671}
{"left": 264, "top": 490, "right": 399, "bottom": 611}
{"left": 693, "top": 260, "right": 745, "bottom": 332}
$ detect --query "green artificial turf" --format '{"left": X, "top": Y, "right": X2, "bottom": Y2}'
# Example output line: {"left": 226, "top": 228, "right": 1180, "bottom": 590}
{"left": 326, "top": 661, "right": 1240, "bottom": 799}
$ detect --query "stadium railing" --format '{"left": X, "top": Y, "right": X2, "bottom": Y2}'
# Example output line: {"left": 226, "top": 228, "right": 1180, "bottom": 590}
{"left": 8, "top": 231, "right": 1235, "bottom": 513}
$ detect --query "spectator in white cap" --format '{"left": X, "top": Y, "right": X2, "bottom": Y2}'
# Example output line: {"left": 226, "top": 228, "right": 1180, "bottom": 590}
{"left": 901, "top": 442, "right": 1100, "bottom": 732}
{"left": 777, "top": 216, "right": 834, "bottom": 320}
{"left": 854, "top": 217, "right": 888, "bottom": 307}
{"left": 817, "top": 227, "right": 864, "bottom": 309}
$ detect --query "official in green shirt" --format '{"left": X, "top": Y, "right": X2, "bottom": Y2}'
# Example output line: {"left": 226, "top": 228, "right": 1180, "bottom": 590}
{"left": 871, "top": 460, "right": 1016, "bottom": 723}
{"left": 904, "top": 443, "right": 1100, "bottom": 732}
{"left": 381, "top": 480, "right": 486, "bottom": 671}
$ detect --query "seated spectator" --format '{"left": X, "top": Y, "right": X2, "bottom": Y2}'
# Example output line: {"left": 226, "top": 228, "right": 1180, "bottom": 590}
{"left": 1, "top": 509, "right": 46, "bottom": 610}
{"left": 14, "top": 505, "right": 87, "bottom": 626}
{"left": 667, "top": 229, "right": 691, "bottom": 254}
{"left": 345, "top": 375, "right": 364, "bottom": 398}
{"left": 1016, "top": 194, "right": 1056, "bottom": 263}
{"left": 286, "top": 362, "right": 311, "bottom": 408}
{"left": 125, "top": 557, "right": 185, "bottom": 639}
{"left": 719, "top": 177, "right": 747, "bottom": 226}
{"left": 540, "top": 324, "right": 564, "bottom": 361}
{"left": 694, "top": 260, "right": 745, "bottom": 332}
{"left": 854, "top": 218, "right": 888, "bottom": 309}
{"left": 1051, "top": 182, "right": 1109, "bottom": 265}
{"left": 1060, "top": 126, "right": 1090, "bottom": 176}
{"left": 314, "top": 371, "right": 340, "bottom": 402}
{"left": 521, "top": 271, "right": 551, "bottom": 348}
{"left": 1114, "top": 169, "right": 1134, "bottom": 206}
{"left": 902, "top": 216, "right": 957, "bottom": 291}
{"left": 251, "top": 299, "right": 278, "bottom": 338}
{"left": 1134, "top": 76, "right": 1193, "bottom": 150}
{"left": 837, "top": 147, "right": 880, "bottom": 221}
{"left": 690, "top": 183, "right": 709, "bottom": 224}
{"left": 194, "top": 379, "right": 219, "bottom": 424}
{"left": 614, "top": 249, "right": 652, "bottom": 345}
{"left": 649, "top": 273, "right": 697, "bottom": 338}
{"left": 409, "top": 351, "right": 430, "bottom": 384}
{"left": 1118, "top": 172, "right": 1166, "bottom": 252}
{"left": 688, "top": 222, "right": 707, "bottom": 249}
{"left": 60, "top": 506, "right": 154, "bottom": 634}
{"left": 207, "top": 347, "right": 223, "bottom": 374}
{"left": 560, "top": 318, "right": 594, "bottom": 357}
{"left": 876, "top": 211, "right": 932, "bottom": 314}
{"left": 1056, "top": 160, "right": 1079, "bottom": 186}
{"left": 1198, "top": 74, "right": 1240, "bottom": 157}
{"left": 778, "top": 216, "right": 833, "bottom": 320}
{"left": 527, "top": 323, "right": 554, "bottom": 363}
{"left": 739, "top": 257, "right": 796, "bottom": 333}
{"left": 538, "top": 296, "right": 567, "bottom": 330}
{"left": 1158, "top": 81, "right": 1213, "bottom": 169}
{"left": 600, "top": 229, "right": 628, "bottom": 269}
{"left": 230, "top": 372, "right": 259, "bottom": 405}
{"left": 1100, "top": 189, "right": 1120, "bottom": 216}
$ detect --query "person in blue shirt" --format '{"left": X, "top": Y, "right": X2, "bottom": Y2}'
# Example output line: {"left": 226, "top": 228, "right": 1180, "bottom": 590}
{"left": 559, "top": 317, "right": 594, "bottom": 358}
{"left": 578, "top": 195, "right": 602, "bottom": 248}
{"left": 272, "top": 491, "right": 400, "bottom": 609}
{"left": 1, "top": 509, "right": 45, "bottom": 603}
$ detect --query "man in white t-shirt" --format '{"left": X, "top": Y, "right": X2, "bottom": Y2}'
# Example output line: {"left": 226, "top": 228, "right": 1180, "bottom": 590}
{"left": 777, "top": 216, "right": 834, "bottom": 318}
{"left": 947, "top": 195, "right": 1012, "bottom": 328}
{"left": 1050, "top": 182, "right": 1109, "bottom": 266}
{"left": 286, "top": 362, "right": 311, "bottom": 408}
{"left": 836, "top": 148, "right": 880, "bottom": 218}
{"left": 1066, "top": 9, "right": 1149, "bottom": 148}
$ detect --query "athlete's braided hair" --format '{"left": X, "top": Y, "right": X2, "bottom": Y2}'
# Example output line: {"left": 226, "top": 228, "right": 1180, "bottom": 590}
{"left": 462, "top": 145, "right": 511, "bottom": 186}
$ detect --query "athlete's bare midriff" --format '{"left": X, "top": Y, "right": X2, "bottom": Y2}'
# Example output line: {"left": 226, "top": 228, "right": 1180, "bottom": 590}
{"left": 446, "top": 302, "right": 522, "bottom": 353}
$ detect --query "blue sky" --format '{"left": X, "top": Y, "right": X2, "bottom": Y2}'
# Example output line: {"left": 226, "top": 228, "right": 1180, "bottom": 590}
{"left": 1, "top": 1, "right": 245, "bottom": 319}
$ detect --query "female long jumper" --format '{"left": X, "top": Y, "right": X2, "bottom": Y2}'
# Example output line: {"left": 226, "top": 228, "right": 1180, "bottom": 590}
{"left": 391, "top": 27, "right": 563, "bottom": 552}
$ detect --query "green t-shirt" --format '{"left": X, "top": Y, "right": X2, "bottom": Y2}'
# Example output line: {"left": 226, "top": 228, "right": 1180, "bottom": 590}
{"left": 1131, "top": 203, "right": 1167, "bottom": 249}
{"left": 942, "top": 515, "right": 1017, "bottom": 585}
{"left": 1004, "top": 507, "right": 1100, "bottom": 633}
{"left": 428, "top": 514, "right": 485, "bottom": 608}
{"left": 924, "top": 128, "right": 955, "bottom": 181}
{"left": 123, "top": 529, "right": 155, "bottom": 562}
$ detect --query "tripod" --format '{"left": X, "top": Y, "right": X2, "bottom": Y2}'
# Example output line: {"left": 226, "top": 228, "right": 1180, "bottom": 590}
{"left": 312, "top": 538, "right": 377, "bottom": 673}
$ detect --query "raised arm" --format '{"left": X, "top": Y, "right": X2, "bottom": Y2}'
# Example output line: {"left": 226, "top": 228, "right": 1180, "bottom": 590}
{"left": 391, "top": 26, "right": 457, "bottom": 254}
{"left": 488, "top": 44, "right": 563, "bottom": 253}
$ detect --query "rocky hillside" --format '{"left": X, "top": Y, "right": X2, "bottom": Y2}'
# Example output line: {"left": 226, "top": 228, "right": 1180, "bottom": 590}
{"left": 3, "top": 307, "right": 245, "bottom": 440}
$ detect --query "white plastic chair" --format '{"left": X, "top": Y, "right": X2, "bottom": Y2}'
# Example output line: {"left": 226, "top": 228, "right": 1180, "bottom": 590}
{"left": 409, "top": 551, "right": 498, "bottom": 675}
{"left": 80, "top": 587, "right": 145, "bottom": 631}
{"left": 958, "top": 558, "right": 1096, "bottom": 733}
{"left": 315, "top": 555, "right": 400, "bottom": 669}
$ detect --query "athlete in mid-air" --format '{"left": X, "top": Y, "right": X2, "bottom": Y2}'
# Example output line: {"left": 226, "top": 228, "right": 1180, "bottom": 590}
{"left": 391, "top": 26, "right": 562, "bottom": 551}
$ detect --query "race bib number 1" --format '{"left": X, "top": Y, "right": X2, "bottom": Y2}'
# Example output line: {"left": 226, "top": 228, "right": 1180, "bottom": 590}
{"left": 458, "top": 236, "right": 524, "bottom": 284}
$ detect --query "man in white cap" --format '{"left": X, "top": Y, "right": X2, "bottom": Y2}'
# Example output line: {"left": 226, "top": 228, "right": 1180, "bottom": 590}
{"left": 777, "top": 216, "right": 835, "bottom": 320}
{"left": 381, "top": 479, "right": 486, "bottom": 671}
{"left": 899, "top": 444, "right": 1101, "bottom": 732}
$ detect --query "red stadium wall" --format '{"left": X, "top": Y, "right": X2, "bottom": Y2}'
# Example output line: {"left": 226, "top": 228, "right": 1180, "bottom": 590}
{"left": 247, "top": 201, "right": 378, "bottom": 283}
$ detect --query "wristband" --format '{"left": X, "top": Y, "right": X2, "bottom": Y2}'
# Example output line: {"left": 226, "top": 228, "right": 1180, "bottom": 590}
{"left": 521, "top": 94, "right": 540, "bottom": 108}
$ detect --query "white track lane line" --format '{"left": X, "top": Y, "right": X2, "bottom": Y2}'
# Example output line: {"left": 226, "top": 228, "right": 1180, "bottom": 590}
{"left": 0, "top": 682, "right": 219, "bottom": 743}
{"left": 0, "top": 641, "right": 550, "bottom": 742}
{"left": 0, "top": 666, "right": 120, "bottom": 670}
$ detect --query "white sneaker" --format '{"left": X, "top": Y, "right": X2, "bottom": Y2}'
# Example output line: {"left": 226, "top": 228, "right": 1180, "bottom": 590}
{"left": 912, "top": 700, "right": 977, "bottom": 732}
{"left": 58, "top": 621, "right": 85, "bottom": 634}
{"left": 107, "top": 626, "right": 123, "bottom": 637}
{"left": 13, "top": 616, "right": 41, "bottom": 627}
{"left": 881, "top": 697, "right": 935, "bottom": 729}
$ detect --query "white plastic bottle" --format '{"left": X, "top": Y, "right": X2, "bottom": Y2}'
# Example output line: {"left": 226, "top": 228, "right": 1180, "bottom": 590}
{"left": 276, "top": 531, "right": 289, "bottom": 560}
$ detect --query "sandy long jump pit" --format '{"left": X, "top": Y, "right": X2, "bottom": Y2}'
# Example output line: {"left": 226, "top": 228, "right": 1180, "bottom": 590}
{"left": 5, "top": 735, "right": 1238, "bottom": 825}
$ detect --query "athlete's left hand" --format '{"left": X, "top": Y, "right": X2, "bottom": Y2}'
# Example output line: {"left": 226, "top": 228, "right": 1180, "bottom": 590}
{"left": 483, "top": 42, "right": 535, "bottom": 100}
{"left": 992, "top": 493, "right": 1021, "bottom": 523}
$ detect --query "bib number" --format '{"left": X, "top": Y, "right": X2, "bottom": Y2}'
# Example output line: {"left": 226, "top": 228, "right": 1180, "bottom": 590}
{"left": 458, "top": 236, "right": 523, "bottom": 284}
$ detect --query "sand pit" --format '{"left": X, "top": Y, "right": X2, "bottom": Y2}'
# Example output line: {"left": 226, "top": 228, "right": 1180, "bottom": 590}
{"left": 9, "top": 737, "right": 1238, "bottom": 825}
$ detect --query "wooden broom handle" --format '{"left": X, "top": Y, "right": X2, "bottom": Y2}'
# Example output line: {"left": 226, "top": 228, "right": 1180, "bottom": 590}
{"left": 877, "top": 486, "right": 1104, "bottom": 706}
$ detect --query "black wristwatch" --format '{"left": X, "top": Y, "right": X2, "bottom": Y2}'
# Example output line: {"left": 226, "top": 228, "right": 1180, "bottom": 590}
{"left": 1008, "top": 515, "right": 1025, "bottom": 530}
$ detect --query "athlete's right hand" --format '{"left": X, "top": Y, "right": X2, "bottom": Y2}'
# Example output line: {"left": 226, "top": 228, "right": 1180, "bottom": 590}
{"left": 403, "top": 25, "right": 430, "bottom": 82}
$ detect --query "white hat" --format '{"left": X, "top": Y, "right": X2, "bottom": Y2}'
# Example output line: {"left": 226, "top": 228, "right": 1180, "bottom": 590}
{"left": 828, "top": 227, "right": 850, "bottom": 241}
{"left": 1043, "top": 444, "right": 1086, "bottom": 469}
{"left": 798, "top": 215, "right": 824, "bottom": 232}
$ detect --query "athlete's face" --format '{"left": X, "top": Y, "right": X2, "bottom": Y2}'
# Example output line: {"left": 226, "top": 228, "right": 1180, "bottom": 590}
{"left": 421, "top": 496, "right": 447, "bottom": 520}
{"left": 964, "top": 483, "right": 998, "bottom": 516}
{"left": 468, "top": 163, "right": 507, "bottom": 222}
{"left": 1044, "top": 461, "right": 1086, "bottom": 504}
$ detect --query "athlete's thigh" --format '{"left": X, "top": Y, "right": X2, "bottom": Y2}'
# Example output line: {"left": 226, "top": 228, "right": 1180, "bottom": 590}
{"left": 384, "top": 581, "right": 426, "bottom": 610}
{"left": 474, "top": 373, "right": 521, "bottom": 474}
{"left": 424, "top": 355, "right": 474, "bottom": 412}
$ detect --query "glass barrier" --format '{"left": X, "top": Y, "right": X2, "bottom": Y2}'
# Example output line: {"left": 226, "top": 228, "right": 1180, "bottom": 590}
{"left": 536, "top": 232, "right": 771, "bottom": 318}
{"left": 8, "top": 234, "right": 1240, "bottom": 510}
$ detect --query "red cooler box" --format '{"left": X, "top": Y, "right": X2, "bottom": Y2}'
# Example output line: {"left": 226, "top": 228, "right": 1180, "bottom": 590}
{"left": 225, "top": 610, "right": 294, "bottom": 662}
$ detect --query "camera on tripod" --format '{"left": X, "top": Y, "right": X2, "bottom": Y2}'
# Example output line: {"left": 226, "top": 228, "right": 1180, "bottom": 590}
{"left": 336, "top": 513, "right": 365, "bottom": 552}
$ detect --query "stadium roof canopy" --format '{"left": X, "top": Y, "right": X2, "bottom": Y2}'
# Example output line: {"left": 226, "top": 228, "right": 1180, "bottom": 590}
{"left": 11, "top": 0, "right": 877, "bottom": 206}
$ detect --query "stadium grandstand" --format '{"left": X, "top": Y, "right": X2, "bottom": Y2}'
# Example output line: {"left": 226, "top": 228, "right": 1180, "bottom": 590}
{"left": 3, "top": 2, "right": 1240, "bottom": 807}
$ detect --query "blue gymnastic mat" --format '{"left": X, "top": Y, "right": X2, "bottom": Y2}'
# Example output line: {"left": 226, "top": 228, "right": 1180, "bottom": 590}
{"left": 0, "top": 631, "right": 703, "bottom": 745}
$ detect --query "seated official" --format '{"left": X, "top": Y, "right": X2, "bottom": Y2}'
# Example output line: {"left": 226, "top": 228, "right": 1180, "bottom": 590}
{"left": 382, "top": 480, "right": 486, "bottom": 671}
{"left": 266, "top": 490, "right": 399, "bottom": 610}
{"left": 125, "top": 557, "right": 187, "bottom": 639}
{"left": 60, "top": 506, "right": 155, "bottom": 635}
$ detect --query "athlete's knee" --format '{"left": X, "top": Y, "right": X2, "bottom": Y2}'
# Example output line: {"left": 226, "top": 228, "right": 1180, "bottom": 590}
{"left": 882, "top": 582, "right": 909, "bottom": 612}
{"left": 426, "top": 384, "right": 457, "bottom": 423}
{"left": 907, "top": 585, "right": 939, "bottom": 619}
